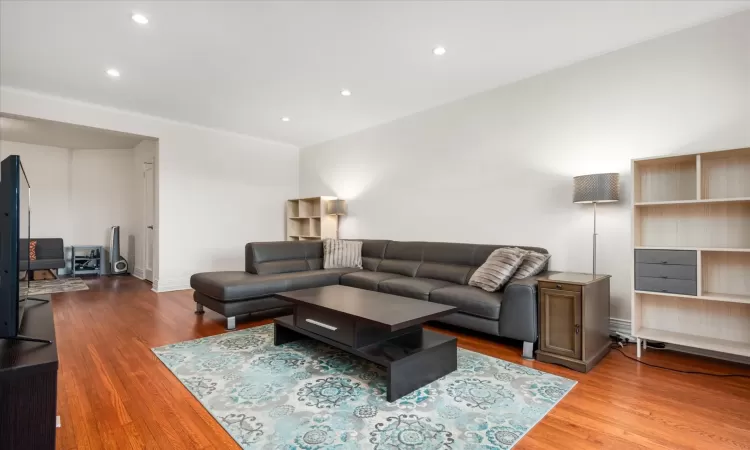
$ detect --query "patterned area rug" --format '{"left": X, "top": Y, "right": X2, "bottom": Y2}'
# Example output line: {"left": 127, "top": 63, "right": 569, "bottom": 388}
{"left": 153, "top": 324, "right": 575, "bottom": 449}
{"left": 20, "top": 277, "right": 89, "bottom": 296}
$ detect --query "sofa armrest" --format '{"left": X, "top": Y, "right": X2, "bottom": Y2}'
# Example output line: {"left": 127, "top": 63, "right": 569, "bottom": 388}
{"left": 498, "top": 271, "right": 557, "bottom": 343}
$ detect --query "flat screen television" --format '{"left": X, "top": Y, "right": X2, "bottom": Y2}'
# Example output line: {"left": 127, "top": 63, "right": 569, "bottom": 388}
{"left": 0, "top": 155, "right": 34, "bottom": 341}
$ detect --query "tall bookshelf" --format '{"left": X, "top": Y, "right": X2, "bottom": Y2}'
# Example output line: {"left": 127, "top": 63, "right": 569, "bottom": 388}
{"left": 631, "top": 147, "right": 750, "bottom": 359}
{"left": 286, "top": 196, "right": 339, "bottom": 241}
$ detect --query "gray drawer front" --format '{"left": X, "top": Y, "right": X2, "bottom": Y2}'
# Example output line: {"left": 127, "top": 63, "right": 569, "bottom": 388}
{"left": 295, "top": 306, "right": 354, "bottom": 346}
{"left": 635, "top": 249, "right": 697, "bottom": 266}
{"left": 635, "top": 277, "right": 697, "bottom": 296}
{"left": 635, "top": 263, "right": 697, "bottom": 280}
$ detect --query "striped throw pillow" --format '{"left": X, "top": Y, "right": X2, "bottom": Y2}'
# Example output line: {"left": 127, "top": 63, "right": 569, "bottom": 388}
{"left": 469, "top": 247, "right": 527, "bottom": 292}
{"left": 512, "top": 250, "right": 551, "bottom": 280}
{"left": 323, "top": 239, "right": 363, "bottom": 269}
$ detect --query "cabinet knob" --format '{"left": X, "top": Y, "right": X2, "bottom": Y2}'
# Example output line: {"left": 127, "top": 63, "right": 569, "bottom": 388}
{"left": 556, "top": 284, "right": 562, "bottom": 289}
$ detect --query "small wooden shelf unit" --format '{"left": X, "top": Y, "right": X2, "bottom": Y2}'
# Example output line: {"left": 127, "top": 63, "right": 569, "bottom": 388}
{"left": 631, "top": 147, "right": 750, "bottom": 358}
{"left": 286, "top": 196, "right": 339, "bottom": 241}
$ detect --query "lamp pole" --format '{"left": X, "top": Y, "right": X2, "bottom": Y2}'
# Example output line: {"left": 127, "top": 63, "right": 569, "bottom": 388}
{"left": 593, "top": 201, "right": 597, "bottom": 276}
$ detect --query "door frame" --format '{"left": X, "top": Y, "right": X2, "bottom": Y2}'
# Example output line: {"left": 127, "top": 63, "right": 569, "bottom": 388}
{"left": 142, "top": 159, "right": 155, "bottom": 282}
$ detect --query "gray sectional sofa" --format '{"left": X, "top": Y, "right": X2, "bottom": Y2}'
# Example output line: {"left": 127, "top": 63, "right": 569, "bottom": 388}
{"left": 190, "top": 240, "right": 550, "bottom": 358}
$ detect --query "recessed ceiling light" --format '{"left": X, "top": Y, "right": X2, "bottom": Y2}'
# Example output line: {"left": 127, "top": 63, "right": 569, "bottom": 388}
{"left": 281, "top": 117, "right": 290, "bottom": 122}
{"left": 106, "top": 68, "right": 121, "bottom": 78}
{"left": 132, "top": 13, "right": 149, "bottom": 25}
{"left": 340, "top": 89, "right": 352, "bottom": 97}
{"left": 433, "top": 46, "right": 446, "bottom": 56}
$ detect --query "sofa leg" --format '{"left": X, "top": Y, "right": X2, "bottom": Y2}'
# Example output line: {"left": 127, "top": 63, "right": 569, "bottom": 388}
{"left": 195, "top": 303, "right": 204, "bottom": 315}
{"left": 522, "top": 341, "right": 534, "bottom": 360}
{"left": 226, "top": 316, "right": 236, "bottom": 330}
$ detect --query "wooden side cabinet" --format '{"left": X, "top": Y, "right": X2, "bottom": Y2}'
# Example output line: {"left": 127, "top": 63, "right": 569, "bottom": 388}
{"left": 536, "top": 272, "right": 611, "bottom": 373}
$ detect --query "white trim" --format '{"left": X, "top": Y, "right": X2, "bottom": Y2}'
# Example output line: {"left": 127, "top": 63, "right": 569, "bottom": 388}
{"left": 152, "top": 277, "right": 191, "bottom": 292}
{"left": 609, "top": 318, "right": 633, "bottom": 339}
{"left": 609, "top": 318, "right": 750, "bottom": 365}
{"left": 132, "top": 267, "right": 145, "bottom": 280}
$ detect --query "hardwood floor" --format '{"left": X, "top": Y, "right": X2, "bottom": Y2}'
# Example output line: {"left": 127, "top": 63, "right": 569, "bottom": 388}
{"left": 53, "top": 276, "right": 750, "bottom": 449}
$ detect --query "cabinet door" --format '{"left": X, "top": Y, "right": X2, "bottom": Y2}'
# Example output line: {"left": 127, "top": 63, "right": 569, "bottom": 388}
{"left": 540, "top": 288, "right": 582, "bottom": 359}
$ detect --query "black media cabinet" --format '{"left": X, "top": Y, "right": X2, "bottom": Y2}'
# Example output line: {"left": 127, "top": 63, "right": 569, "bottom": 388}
{"left": 0, "top": 296, "right": 58, "bottom": 450}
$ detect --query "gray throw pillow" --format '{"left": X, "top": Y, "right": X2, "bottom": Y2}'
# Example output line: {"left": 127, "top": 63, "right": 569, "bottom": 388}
{"left": 323, "top": 239, "right": 363, "bottom": 269}
{"left": 512, "top": 251, "right": 551, "bottom": 280}
{"left": 469, "top": 247, "right": 527, "bottom": 292}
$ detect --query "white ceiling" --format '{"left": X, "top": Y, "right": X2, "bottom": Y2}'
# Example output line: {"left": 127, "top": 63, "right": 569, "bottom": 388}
{"left": 1, "top": 2, "right": 748, "bottom": 148}
{"left": 0, "top": 114, "right": 150, "bottom": 150}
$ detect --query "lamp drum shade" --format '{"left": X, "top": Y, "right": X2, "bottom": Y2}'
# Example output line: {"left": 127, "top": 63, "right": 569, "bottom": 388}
{"left": 327, "top": 199, "right": 348, "bottom": 216}
{"left": 573, "top": 173, "right": 619, "bottom": 204}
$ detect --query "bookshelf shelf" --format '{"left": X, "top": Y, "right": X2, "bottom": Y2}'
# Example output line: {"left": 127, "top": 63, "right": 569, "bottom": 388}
{"left": 635, "top": 328, "right": 750, "bottom": 358}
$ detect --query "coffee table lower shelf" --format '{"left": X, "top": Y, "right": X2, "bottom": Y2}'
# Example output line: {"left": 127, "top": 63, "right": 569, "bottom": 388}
{"left": 274, "top": 315, "right": 457, "bottom": 402}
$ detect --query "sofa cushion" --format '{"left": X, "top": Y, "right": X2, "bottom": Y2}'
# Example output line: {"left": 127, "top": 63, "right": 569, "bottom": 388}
{"left": 340, "top": 271, "right": 404, "bottom": 291}
{"left": 20, "top": 238, "right": 64, "bottom": 262}
{"left": 191, "top": 269, "right": 357, "bottom": 301}
{"left": 512, "top": 250, "right": 551, "bottom": 280}
{"left": 324, "top": 239, "right": 363, "bottom": 269}
{"left": 23, "top": 258, "right": 66, "bottom": 270}
{"left": 377, "top": 241, "right": 423, "bottom": 276}
{"left": 469, "top": 247, "right": 527, "bottom": 292}
{"left": 430, "top": 285, "right": 503, "bottom": 320}
{"left": 245, "top": 241, "right": 323, "bottom": 274}
{"left": 378, "top": 277, "right": 455, "bottom": 301}
{"left": 360, "top": 239, "right": 391, "bottom": 271}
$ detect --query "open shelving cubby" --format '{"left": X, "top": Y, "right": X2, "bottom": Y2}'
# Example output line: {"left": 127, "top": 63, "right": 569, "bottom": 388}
{"left": 700, "top": 147, "right": 750, "bottom": 200}
{"left": 631, "top": 147, "right": 750, "bottom": 360}
{"left": 285, "top": 196, "right": 339, "bottom": 241}
{"left": 701, "top": 251, "right": 750, "bottom": 302}
{"left": 634, "top": 154, "right": 697, "bottom": 203}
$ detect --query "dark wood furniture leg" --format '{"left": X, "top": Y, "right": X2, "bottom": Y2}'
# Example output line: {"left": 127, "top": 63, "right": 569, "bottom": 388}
{"left": 386, "top": 334, "right": 457, "bottom": 402}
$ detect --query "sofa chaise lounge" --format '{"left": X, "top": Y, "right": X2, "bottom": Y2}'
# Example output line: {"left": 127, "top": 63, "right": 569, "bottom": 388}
{"left": 190, "top": 240, "right": 550, "bottom": 358}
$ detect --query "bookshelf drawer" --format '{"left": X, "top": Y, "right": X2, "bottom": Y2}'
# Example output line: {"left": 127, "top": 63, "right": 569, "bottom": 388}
{"left": 635, "top": 263, "right": 697, "bottom": 280}
{"left": 635, "top": 277, "right": 697, "bottom": 296}
{"left": 635, "top": 249, "right": 697, "bottom": 266}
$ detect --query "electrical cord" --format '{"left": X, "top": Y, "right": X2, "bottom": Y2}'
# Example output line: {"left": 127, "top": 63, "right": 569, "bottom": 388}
{"left": 610, "top": 342, "right": 750, "bottom": 378}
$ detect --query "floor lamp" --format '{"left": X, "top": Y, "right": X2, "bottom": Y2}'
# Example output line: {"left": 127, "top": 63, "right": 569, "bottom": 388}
{"left": 573, "top": 173, "right": 619, "bottom": 276}
{"left": 327, "top": 199, "right": 348, "bottom": 238}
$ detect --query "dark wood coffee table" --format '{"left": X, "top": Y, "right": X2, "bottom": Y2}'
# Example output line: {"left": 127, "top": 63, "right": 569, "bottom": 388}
{"left": 274, "top": 285, "right": 458, "bottom": 401}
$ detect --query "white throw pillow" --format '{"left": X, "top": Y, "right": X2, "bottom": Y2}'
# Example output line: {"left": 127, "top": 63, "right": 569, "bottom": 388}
{"left": 323, "top": 239, "right": 363, "bottom": 269}
{"left": 512, "top": 250, "right": 551, "bottom": 280}
{"left": 469, "top": 247, "right": 527, "bottom": 292}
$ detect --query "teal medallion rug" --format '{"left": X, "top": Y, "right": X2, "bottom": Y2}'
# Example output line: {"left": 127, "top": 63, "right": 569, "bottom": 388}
{"left": 153, "top": 324, "right": 575, "bottom": 449}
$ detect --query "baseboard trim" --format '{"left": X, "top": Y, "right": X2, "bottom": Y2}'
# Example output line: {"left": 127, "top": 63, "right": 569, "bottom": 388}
{"left": 132, "top": 268, "right": 145, "bottom": 280}
{"left": 609, "top": 318, "right": 633, "bottom": 339}
{"left": 152, "top": 278, "right": 192, "bottom": 293}
{"left": 609, "top": 318, "right": 750, "bottom": 365}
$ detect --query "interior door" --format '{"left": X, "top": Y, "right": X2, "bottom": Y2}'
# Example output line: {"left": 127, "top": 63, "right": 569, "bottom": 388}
{"left": 540, "top": 288, "right": 582, "bottom": 359}
{"left": 143, "top": 161, "right": 155, "bottom": 282}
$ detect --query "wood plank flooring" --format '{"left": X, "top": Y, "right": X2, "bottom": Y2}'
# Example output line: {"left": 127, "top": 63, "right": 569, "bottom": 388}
{"left": 53, "top": 276, "right": 750, "bottom": 449}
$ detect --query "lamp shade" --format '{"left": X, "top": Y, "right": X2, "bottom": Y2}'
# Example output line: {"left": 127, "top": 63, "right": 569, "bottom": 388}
{"left": 327, "top": 199, "right": 348, "bottom": 216}
{"left": 573, "top": 173, "right": 619, "bottom": 204}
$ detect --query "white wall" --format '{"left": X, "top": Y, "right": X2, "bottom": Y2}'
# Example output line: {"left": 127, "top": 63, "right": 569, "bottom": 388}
{"left": 300, "top": 11, "right": 750, "bottom": 321}
{"left": 0, "top": 141, "right": 72, "bottom": 242}
{"left": 0, "top": 140, "right": 142, "bottom": 274}
{"left": 69, "top": 148, "right": 138, "bottom": 270}
{"left": 0, "top": 87, "right": 299, "bottom": 291}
